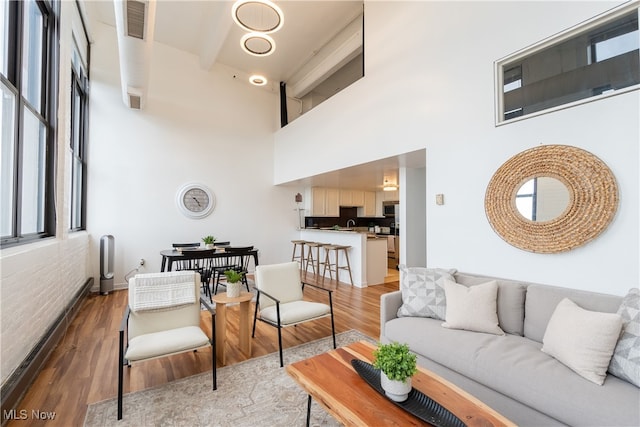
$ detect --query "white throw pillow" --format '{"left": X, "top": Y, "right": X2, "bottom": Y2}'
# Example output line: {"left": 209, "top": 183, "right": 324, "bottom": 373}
{"left": 542, "top": 298, "right": 622, "bottom": 385}
{"left": 442, "top": 279, "right": 504, "bottom": 335}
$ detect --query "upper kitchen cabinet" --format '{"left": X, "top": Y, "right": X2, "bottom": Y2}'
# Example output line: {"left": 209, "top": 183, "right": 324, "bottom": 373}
{"left": 311, "top": 187, "right": 340, "bottom": 216}
{"left": 340, "top": 189, "right": 365, "bottom": 207}
{"left": 383, "top": 189, "right": 399, "bottom": 201}
{"left": 362, "top": 191, "right": 376, "bottom": 217}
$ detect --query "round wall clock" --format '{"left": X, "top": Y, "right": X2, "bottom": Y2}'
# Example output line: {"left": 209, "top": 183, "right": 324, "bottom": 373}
{"left": 176, "top": 183, "right": 216, "bottom": 219}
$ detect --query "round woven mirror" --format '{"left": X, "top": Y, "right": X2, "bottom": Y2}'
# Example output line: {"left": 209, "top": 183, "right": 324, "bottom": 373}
{"left": 485, "top": 145, "right": 618, "bottom": 253}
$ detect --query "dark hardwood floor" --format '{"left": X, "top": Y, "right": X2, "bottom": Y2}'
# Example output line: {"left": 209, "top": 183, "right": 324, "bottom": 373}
{"left": 7, "top": 271, "right": 399, "bottom": 427}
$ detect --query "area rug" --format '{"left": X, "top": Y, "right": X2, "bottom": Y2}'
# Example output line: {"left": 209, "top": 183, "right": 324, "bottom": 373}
{"left": 84, "top": 330, "right": 375, "bottom": 427}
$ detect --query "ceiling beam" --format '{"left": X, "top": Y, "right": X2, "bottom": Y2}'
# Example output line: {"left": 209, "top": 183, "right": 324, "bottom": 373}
{"left": 287, "top": 14, "right": 363, "bottom": 98}
{"left": 199, "top": 1, "right": 233, "bottom": 71}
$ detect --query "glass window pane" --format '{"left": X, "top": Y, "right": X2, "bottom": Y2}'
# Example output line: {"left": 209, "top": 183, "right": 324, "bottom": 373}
{"left": 1, "top": 82, "right": 16, "bottom": 236}
{"left": 499, "top": 9, "right": 639, "bottom": 123}
{"left": 21, "top": 0, "right": 44, "bottom": 112}
{"left": 71, "top": 156, "right": 82, "bottom": 229}
{"left": 72, "top": 81, "right": 81, "bottom": 152}
{"left": 21, "top": 106, "right": 46, "bottom": 234}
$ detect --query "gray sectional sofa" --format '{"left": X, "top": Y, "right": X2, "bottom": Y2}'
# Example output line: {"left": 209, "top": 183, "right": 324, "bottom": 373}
{"left": 380, "top": 271, "right": 640, "bottom": 426}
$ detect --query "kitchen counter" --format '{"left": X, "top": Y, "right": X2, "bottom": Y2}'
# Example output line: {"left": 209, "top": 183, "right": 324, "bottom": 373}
{"left": 299, "top": 229, "right": 387, "bottom": 287}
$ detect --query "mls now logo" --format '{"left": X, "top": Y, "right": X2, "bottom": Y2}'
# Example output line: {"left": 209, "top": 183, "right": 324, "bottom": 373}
{"left": 3, "top": 409, "right": 56, "bottom": 420}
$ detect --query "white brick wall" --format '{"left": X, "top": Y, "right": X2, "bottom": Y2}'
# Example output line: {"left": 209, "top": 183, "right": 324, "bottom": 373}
{"left": 0, "top": 232, "right": 90, "bottom": 385}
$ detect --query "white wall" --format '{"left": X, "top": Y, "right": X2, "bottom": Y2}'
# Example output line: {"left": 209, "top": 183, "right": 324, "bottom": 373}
{"left": 87, "top": 22, "right": 302, "bottom": 288}
{"left": 0, "top": 2, "right": 91, "bottom": 385}
{"left": 274, "top": 1, "right": 639, "bottom": 295}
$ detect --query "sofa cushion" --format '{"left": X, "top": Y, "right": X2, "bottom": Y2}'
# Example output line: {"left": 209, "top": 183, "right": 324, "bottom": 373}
{"left": 453, "top": 273, "right": 527, "bottom": 336}
{"left": 524, "top": 284, "right": 622, "bottom": 343}
{"left": 397, "top": 266, "right": 455, "bottom": 320}
{"left": 442, "top": 279, "right": 504, "bottom": 335}
{"left": 542, "top": 298, "right": 622, "bottom": 385}
{"left": 609, "top": 288, "right": 640, "bottom": 387}
{"left": 385, "top": 316, "right": 640, "bottom": 426}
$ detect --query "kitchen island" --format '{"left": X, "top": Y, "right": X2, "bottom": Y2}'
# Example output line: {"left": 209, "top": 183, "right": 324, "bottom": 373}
{"left": 299, "top": 228, "right": 387, "bottom": 287}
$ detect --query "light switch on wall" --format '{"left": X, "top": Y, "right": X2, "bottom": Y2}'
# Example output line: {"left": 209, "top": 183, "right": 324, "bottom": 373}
{"left": 436, "top": 194, "right": 444, "bottom": 205}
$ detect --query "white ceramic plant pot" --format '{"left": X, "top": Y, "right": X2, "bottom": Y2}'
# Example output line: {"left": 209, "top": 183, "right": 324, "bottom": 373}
{"left": 205, "top": 244, "right": 215, "bottom": 249}
{"left": 380, "top": 371, "right": 411, "bottom": 402}
{"left": 227, "top": 282, "right": 242, "bottom": 298}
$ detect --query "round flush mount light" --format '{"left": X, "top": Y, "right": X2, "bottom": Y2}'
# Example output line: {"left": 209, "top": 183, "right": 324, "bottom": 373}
{"left": 249, "top": 75, "right": 268, "bottom": 86}
{"left": 241, "top": 32, "right": 276, "bottom": 56}
{"left": 232, "top": 0, "right": 284, "bottom": 34}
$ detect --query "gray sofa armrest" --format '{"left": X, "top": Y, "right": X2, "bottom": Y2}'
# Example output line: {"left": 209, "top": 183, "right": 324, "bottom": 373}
{"left": 380, "top": 290, "right": 402, "bottom": 339}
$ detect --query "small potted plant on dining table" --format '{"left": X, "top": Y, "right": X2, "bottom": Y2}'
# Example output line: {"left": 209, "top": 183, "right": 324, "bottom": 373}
{"left": 202, "top": 235, "right": 216, "bottom": 249}
{"left": 223, "top": 269, "right": 243, "bottom": 298}
{"left": 373, "top": 341, "right": 417, "bottom": 402}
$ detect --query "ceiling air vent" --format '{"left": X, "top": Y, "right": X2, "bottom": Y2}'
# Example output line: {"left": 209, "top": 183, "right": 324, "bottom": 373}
{"left": 126, "top": 0, "right": 146, "bottom": 39}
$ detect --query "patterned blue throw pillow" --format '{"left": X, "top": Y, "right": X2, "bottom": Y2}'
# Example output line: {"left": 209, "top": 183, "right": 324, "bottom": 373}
{"left": 608, "top": 288, "right": 640, "bottom": 387}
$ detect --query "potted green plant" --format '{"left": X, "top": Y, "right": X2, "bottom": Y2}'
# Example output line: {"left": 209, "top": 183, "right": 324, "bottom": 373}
{"left": 373, "top": 342, "right": 417, "bottom": 402}
{"left": 202, "top": 235, "right": 216, "bottom": 249}
{"left": 223, "top": 269, "right": 243, "bottom": 298}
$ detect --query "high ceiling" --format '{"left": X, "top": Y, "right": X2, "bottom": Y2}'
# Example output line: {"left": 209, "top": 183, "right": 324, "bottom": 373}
{"left": 82, "top": 0, "right": 363, "bottom": 89}
{"left": 82, "top": 1, "right": 424, "bottom": 191}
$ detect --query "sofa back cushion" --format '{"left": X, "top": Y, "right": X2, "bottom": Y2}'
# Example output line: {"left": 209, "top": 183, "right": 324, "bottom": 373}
{"left": 454, "top": 272, "right": 527, "bottom": 336}
{"left": 524, "top": 284, "right": 623, "bottom": 343}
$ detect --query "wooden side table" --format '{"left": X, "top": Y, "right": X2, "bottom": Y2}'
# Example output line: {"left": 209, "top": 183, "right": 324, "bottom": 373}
{"left": 211, "top": 291, "right": 253, "bottom": 366}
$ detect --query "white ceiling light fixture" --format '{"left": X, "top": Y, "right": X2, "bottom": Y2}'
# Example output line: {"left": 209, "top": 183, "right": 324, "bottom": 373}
{"left": 241, "top": 32, "right": 276, "bottom": 56}
{"left": 232, "top": 0, "right": 284, "bottom": 34}
{"left": 383, "top": 180, "right": 398, "bottom": 191}
{"left": 249, "top": 74, "right": 268, "bottom": 86}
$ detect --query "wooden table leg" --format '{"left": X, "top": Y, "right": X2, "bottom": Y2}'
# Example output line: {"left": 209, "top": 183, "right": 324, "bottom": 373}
{"left": 214, "top": 302, "right": 227, "bottom": 366}
{"left": 238, "top": 300, "right": 252, "bottom": 357}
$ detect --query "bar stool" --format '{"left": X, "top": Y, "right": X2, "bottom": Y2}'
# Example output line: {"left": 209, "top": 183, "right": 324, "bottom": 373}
{"left": 291, "top": 240, "right": 306, "bottom": 269}
{"left": 321, "top": 244, "right": 354, "bottom": 286}
{"left": 304, "top": 242, "right": 323, "bottom": 276}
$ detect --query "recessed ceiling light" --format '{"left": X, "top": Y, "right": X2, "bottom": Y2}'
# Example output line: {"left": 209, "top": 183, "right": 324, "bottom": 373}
{"left": 232, "top": 0, "right": 284, "bottom": 34}
{"left": 241, "top": 32, "right": 276, "bottom": 56}
{"left": 249, "top": 75, "right": 268, "bottom": 86}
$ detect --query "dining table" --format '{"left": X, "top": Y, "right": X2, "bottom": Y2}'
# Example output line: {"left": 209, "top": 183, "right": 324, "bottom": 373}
{"left": 159, "top": 247, "right": 259, "bottom": 273}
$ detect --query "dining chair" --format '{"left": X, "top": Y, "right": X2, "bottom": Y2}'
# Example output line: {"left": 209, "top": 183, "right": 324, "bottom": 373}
{"left": 213, "top": 246, "right": 254, "bottom": 295}
{"left": 252, "top": 261, "right": 336, "bottom": 367}
{"left": 117, "top": 271, "right": 216, "bottom": 420}
{"left": 174, "top": 248, "right": 217, "bottom": 299}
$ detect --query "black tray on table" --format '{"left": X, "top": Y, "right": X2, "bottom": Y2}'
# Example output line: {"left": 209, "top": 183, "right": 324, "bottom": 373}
{"left": 351, "top": 359, "right": 466, "bottom": 427}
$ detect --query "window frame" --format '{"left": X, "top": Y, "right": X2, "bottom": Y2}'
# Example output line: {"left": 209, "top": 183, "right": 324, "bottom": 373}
{"left": 494, "top": 3, "right": 639, "bottom": 126}
{"left": 70, "top": 61, "right": 88, "bottom": 231}
{"left": 1, "top": 0, "right": 59, "bottom": 247}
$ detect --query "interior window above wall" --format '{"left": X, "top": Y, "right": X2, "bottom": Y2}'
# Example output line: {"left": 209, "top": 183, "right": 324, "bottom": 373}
{"left": 495, "top": 4, "right": 639, "bottom": 124}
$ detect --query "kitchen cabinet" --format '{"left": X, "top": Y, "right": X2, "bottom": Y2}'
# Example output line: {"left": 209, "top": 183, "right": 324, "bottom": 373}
{"left": 311, "top": 187, "right": 340, "bottom": 216}
{"left": 383, "top": 189, "right": 399, "bottom": 201}
{"left": 362, "top": 191, "right": 376, "bottom": 216}
{"left": 340, "top": 190, "right": 365, "bottom": 207}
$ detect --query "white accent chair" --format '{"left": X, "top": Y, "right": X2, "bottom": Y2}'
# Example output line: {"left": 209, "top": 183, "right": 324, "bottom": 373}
{"left": 252, "top": 261, "right": 336, "bottom": 367}
{"left": 117, "top": 271, "right": 216, "bottom": 420}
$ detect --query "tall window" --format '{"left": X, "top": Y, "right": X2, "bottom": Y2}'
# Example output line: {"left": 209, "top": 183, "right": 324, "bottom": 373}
{"left": 496, "top": 4, "right": 639, "bottom": 124}
{"left": 70, "top": 37, "right": 88, "bottom": 231}
{"left": 1, "top": 0, "right": 58, "bottom": 246}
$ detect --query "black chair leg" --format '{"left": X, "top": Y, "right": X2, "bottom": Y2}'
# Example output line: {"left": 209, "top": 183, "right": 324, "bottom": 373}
{"left": 277, "top": 326, "right": 284, "bottom": 367}
{"left": 252, "top": 295, "right": 260, "bottom": 337}
{"left": 117, "top": 329, "right": 124, "bottom": 420}
{"left": 329, "top": 292, "right": 336, "bottom": 349}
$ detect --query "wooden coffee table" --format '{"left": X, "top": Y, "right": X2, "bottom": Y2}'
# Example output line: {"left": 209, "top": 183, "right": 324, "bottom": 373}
{"left": 286, "top": 340, "right": 516, "bottom": 427}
